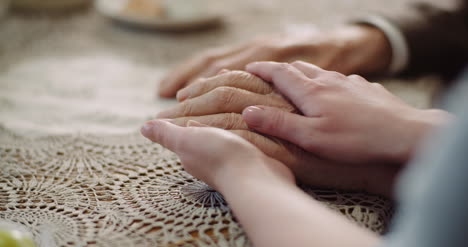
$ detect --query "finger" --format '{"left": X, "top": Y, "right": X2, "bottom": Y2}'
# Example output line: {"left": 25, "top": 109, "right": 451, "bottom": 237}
{"left": 157, "top": 87, "right": 291, "bottom": 118}
{"left": 242, "top": 106, "right": 319, "bottom": 150}
{"left": 347, "top": 74, "right": 367, "bottom": 82}
{"left": 290, "top": 60, "right": 324, "bottom": 79}
{"left": 171, "top": 113, "right": 248, "bottom": 130}
{"left": 217, "top": 69, "right": 230, "bottom": 75}
{"left": 188, "top": 47, "right": 263, "bottom": 84}
{"left": 158, "top": 59, "right": 209, "bottom": 98}
{"left": 228, "top": 129, "right": 371, "bottom": 191}
{"left": 228, "top": 129, "right": 351, "bottom": 189}
{"left": 228, "top": 130, "right": 292, "bottom": 163}
{"left": 186, "top": 120, "right": 211, "bottom": 127}
{"left": 140, "top": 120, "right": 185, "bottom": 152}
{"left": 176, "top": 71, "right": 273, "bottom": 102}
{"left": 246, "top": 62, "right": 314, "bottom": 109}
{"left": 158, "top": 43, "right": 250, "bottom": 98}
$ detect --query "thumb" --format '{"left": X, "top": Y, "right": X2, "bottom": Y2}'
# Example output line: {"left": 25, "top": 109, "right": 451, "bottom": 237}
{"left": 141, "top": 119, "right": 185, "bottom": 152}
{"left": 242, "top": 106, "right": 317, "bottom": 149}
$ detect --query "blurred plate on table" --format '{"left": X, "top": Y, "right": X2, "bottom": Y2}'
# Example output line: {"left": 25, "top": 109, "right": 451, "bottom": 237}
{"left": 0, "top": 0, "right": 9, "bottom": 18}
{"left": 11, "top": 0, "right": 92, "bottom": 11}
{"left": 96, "top": 0, "right": 222, "bottom": 31}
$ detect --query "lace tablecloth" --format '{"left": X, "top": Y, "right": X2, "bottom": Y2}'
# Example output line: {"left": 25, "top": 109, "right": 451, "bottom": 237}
{"left": 0, "top": 0, "right": 441, "bottom": 246}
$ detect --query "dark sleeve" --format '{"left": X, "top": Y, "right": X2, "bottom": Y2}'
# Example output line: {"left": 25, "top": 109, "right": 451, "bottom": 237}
{"left": 385, "top": 0, "right": 468, "bottom": 77}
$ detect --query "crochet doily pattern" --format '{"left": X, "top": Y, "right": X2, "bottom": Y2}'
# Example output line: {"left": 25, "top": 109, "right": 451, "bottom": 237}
{"left": 0, "top": 127, "right": 392, "bottom": 246}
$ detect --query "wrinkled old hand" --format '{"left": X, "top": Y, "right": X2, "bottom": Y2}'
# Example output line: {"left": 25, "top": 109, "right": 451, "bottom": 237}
{"left": 157, "top": 70, "right": 296, "bottom": 119}
{"left": 157, "top": 70, "right": 398, "bottom": 196}
{"left": 158, "top": 25, "right": 392, "bottom": 97}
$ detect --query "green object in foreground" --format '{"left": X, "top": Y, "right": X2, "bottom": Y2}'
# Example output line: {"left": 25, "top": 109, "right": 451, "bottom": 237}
{"left": 0, "top": 230, "right": 36, "bottom": 247}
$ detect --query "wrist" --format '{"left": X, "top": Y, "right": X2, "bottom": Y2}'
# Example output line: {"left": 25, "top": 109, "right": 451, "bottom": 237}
{"left": 272, "top": 25, "right": 392, "bottom": 76}
{"left": 392, "top": 108, "right": 453, "bottom": 164}
{"left": 368, "top": 108, "right": 452, "bottom": 197}
{"left": 333, "top": 25, "right": 392, "bottom": 75}
{"left": 214, "top": 156, "right": 295, "bottom": 195}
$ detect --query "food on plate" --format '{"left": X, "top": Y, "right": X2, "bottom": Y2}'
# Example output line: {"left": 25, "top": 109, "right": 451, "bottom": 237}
{"left": 123, "top": 0, "right": 166, "bottom": 18}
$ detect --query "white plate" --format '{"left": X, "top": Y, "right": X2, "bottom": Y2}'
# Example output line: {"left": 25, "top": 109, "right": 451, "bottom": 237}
{"left": 11, "top": 0, "right": 91, "bottom": 11}
{"left": 95, "top": 0, "right": 222, "bottom": 31}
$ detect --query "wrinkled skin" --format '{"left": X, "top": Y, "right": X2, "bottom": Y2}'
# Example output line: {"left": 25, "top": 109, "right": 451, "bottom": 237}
{"left": 158, "top": 25, "right": 392, "bottom": 97}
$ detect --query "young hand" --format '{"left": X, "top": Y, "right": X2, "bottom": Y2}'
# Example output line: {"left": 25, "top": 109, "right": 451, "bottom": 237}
{"left": 244, "top": 61, "right": 452, "bottom": 165}
{"left": 140, "top": 121, "right": 380, "bottom": 247}
{"left": 140, "top": 119, "right": 294, "bottom": 192}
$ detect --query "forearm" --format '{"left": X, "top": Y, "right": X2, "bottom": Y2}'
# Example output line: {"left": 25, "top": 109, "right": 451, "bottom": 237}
{"left": 217, "top": 163, "right": 381, "bottom": 247}
{"left": 395, "top": 108, "right": 454, "bottom": 164}
{"left": 327, "top": 25, "right": 392, "bottom": 76}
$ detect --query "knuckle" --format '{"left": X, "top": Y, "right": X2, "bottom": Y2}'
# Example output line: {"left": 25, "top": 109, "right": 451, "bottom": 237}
{"left": 347, "top": 74, "right": 365, "bottom": 81}
{"left": 303, "top": 80, "right": 325, "bottom": 95}
{"left": 291, "top": 60, "right": 307, "bottom": 67}
{"left": 272, "top": 63, "right": 301, "bottom": 78}
{"left": 191, "top": 76, "right": 207, "bottom": 85}
{"left": 210, "top": 61, "right": 229, "bottom": 73}
{"left": 212, "top": 86, "right": 237, "bottom": 106}
{"left": 326, "top": 71, "right": 347, "bottom": 80}
{"left": 371, "top": 82, "right": 385, "bottom": 89}
{"left": 228, "top": 70, "right": 249, "bottom": 78}
{"left": 185, "top": 78, "right": 207, "bottom": 94}
{"left": 224, "top": 113, "right": 244, "bottom": 129}
{"left": 180, "top": 101, "right": 194, "bottom": 116}
{"left": 275, "top": 62, "right": 292, "bottom": 72}
{"left": 225, "top": 70, "right": 248, "bottom": 83}
{"left": 193, "top": 80, "right": 211, "bottom": 95}
{"left": 230, "top": 70, "right": 273, "bottom": 93}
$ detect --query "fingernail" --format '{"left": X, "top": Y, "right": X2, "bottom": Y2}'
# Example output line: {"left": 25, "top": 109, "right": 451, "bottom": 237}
{"left": 176, "top": 89, "right": 189, "bottom": 102}
{"left": 242, "top": 106, "right": 265, "bottom": 127}
{"left": 140, "top": 121, "right": 156, "bottom": 138}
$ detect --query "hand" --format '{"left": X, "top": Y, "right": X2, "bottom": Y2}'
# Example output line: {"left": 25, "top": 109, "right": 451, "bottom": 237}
{"left": 157, "top": 71, "right": 399, "bottom": 196}
{"left": 140, "top": 119, "right": 294, "bottom": 192}
{"left": 158, "top": 70, "right": 296, "bottom": 118}
{"left": 243, "top": 61, "right": 453, "bottom": 165}
{"left": 140, "top": 123, "right": 380, "bottom": 247}
{"left": 158, "top": 25, "right": 392, "bottom": 97}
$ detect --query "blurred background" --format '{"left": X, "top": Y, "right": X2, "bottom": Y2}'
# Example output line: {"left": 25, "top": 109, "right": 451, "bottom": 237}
{"left": 0, "top": 0, "right": 441, "bottom": 136}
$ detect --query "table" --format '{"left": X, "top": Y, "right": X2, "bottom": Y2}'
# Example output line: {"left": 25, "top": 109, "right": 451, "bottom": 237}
{"left": 0, "top": 0, "right": 441, "bottom": 246}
